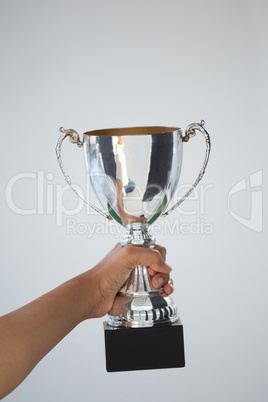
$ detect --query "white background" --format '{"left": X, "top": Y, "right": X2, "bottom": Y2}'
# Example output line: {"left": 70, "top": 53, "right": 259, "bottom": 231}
{"left": 0, "top": 1, "right": 267, "bottom": 401}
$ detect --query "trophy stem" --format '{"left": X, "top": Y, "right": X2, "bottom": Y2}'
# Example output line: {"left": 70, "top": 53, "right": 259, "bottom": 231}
{"left": 108, "top": 223, "right": 178, "bottom": 328}
{"left": 119, "top": 265, "right": 153, "bottom": 295}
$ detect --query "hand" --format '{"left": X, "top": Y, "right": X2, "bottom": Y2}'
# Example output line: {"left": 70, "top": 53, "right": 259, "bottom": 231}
{"left": 148, "top": 244, "right": 174, "bottom": 297}
{"left": 79, "top": 243, "right": 174, "bottom": 319}
{"left": 0, "top": 243, "right": 174, "bottom": 398}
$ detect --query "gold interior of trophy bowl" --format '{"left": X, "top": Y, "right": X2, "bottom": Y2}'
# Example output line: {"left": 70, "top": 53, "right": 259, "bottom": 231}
{"left": 83, "top": 126, "right": 181, "bottom": 136}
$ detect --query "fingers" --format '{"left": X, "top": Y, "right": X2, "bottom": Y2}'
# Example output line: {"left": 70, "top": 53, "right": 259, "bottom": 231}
{"left": 147, "top": 245, "right": 166, "bottom": 276}
{"left": 148, "top": 270, "right": 174, "bottom": 296}
{"left": 122, "top": 245, "right": 171, "bottom": 275}
{"left": 120, "top": 245, "right": 174, "bottom": 296}
{"left": 162, "top": 281, "right": 174, "bottom": 296}
{"left": 150, "top": 272, "right": 170, "bottom": 289}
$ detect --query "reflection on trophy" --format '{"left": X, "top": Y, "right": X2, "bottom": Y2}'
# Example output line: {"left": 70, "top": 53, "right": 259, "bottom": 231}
{"left": 56, "top": 122, "right": 211, "bottom": 372}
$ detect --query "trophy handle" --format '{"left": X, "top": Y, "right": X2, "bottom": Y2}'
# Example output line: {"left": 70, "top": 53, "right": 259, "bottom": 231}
{"left": 162, "top": 120, "right": 211, "bottom": 217}
{"left": 56, "top": 127, "right": 112, "bottom": 221}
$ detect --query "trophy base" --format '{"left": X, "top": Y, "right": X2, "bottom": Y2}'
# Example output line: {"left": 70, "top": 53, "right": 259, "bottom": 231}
{"left": 103, "top": 319, "right": 185, "bottom": 372}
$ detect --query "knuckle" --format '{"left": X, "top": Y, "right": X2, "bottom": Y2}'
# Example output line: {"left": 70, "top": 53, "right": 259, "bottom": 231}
{"left": 122, "top": 245, "right": 134, "bottom": 258}
{"left": 154, "top": 245, "right": 166, "bottom": 258}
{"left": 161, "top": 246, "right": 167, "bottom": 256}
{"left": 152, "top": 248, "right": 163, "bottom": 262}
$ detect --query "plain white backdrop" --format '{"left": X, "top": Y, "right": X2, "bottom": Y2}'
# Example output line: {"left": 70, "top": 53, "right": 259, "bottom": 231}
{"left": 0, "top": 1, "right": 267, "bottom": 401}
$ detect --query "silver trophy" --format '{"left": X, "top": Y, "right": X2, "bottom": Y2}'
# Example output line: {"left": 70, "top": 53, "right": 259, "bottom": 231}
{"left": 56, "top": 122, "right": 211, "bottom": 371}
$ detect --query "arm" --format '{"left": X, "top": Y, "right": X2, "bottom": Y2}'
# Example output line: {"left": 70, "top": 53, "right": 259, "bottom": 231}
{"left": 0, "top": 244, "right": 173, "bottom": 399}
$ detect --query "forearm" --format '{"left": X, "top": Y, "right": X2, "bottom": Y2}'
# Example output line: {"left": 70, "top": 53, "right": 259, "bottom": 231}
{"left": 0, "top": 244, "right": 172, "bottom": 399}
{"left": 0, "top": 272, "right": 94, "bottom": 399}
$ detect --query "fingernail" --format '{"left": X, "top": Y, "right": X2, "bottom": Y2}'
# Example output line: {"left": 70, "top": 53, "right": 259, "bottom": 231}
{"left": 156, "top": 278, "right": 164, "bottom": 288}
{"left": 148, "top": 268, "right": 155, "bottom": 276}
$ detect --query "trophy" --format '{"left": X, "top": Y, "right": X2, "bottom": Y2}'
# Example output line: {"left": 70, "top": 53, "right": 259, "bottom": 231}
{"left": 56, "top": 121, "right": 211, "bottom": 372}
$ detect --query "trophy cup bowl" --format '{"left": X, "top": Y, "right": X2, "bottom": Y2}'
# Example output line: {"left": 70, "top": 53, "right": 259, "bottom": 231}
{"left": 56, "top": 122, "right": 211, "bottom": 371}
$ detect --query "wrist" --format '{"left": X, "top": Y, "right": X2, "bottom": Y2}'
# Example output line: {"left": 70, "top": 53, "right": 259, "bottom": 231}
{"left": 74, "top": 267, "right": 102, "bottom": 321}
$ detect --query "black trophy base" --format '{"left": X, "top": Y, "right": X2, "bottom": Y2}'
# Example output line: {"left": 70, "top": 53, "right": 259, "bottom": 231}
{"left": 103, "top": 319, "right": 185, "bottom": 372}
